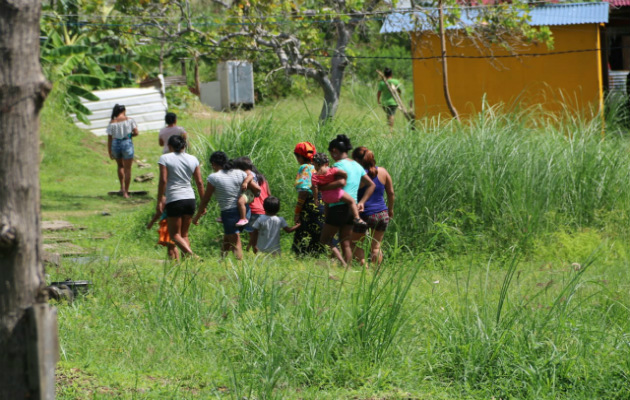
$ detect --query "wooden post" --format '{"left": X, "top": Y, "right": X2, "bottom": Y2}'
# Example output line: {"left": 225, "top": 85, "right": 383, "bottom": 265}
{"left": 438, "top": 0, "right": 460, "bottom": 121}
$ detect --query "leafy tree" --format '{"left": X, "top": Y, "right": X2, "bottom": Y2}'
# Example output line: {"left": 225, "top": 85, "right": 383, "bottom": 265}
{"left": 114, "top": 0, "right": 224, "bottom": 93}
{"left": 40, "top": 1, "right": 150, "bottom": 122}
{"left": 212, "top": 0, "right": 391, "bottom": 122}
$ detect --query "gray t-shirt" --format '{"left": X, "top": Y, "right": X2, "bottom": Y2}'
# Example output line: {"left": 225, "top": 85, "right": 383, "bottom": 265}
{"left": 159, "top": 126, "right": 187, "bottom": 153}
{"left": 106, "top": 119, "right": 137, "bottom": 140}
{"left": 158, "top": 152, "right": 200, "bottom": 204}
{"left": 252, "top": 215, "right": 288, "bottom": 254}
{"left": 207, "top": 169, "right": 247, "bottom": 211}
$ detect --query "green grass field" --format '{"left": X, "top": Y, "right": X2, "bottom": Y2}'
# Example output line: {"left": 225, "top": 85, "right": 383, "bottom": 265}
{"left": 41, "top": 86, "right": 630, "bottom": 399}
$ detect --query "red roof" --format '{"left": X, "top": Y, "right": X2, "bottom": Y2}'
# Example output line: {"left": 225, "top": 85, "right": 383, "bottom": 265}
{"left": 462, "top": 0, "right": 630, "bottom": 6}
{"left": 607, "top": 0, "right": 630, "bottom": 6}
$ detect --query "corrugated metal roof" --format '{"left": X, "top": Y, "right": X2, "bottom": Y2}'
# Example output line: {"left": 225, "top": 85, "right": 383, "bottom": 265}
{"left": 380, "top": 2, "right": 609, "bottom": 34}
{"left": 607, "top": 0, "right": 630, "bottom": 6}
{"left": 530, "top": 2, "right": 609, "bottom": 25}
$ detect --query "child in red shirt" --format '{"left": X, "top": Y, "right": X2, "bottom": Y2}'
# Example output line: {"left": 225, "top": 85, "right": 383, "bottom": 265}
{"left": 311, "top": 152, "right": 367, "bottom": 227}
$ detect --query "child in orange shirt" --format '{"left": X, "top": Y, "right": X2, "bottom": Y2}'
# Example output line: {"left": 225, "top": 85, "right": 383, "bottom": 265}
{"left": 147, "top": 196, "right": 179, "bottom": 260}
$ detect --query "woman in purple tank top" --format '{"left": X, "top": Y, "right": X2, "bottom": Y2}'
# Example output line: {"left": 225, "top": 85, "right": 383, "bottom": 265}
{"left": 352, "top": 146, "right": 395, "bottom": 266}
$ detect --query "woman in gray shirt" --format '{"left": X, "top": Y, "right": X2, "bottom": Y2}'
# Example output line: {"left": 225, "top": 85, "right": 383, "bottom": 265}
{"left": 157, "top": 135, "right": 204, "bottom": 259}
{"left": 193, "top": 151, "right": 260, "bottom": 260}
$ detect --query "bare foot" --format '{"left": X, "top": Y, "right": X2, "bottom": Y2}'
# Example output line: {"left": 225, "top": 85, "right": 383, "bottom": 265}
{"left": 122, "top": 192, "right": 130, "bottom": 199}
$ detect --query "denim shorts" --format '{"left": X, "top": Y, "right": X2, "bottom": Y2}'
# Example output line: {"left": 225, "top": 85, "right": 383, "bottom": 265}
{"left": 220, "top": 206, "right": 251, "bottom": 235}
{"left": 111, "top": 138, "right": 134, "bottom": 160}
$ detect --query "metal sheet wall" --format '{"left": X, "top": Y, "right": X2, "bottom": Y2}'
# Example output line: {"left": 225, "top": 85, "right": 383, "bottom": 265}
{"left": 73, "top": 86, "right": 168, "bottom": 136}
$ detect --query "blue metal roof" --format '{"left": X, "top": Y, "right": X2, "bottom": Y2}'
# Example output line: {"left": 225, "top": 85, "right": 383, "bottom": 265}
{"left": 530, "top": 2, "right": 609, "bottom": 25}
{"left": 380, "top": 2, "right": 609, "bottom": 34}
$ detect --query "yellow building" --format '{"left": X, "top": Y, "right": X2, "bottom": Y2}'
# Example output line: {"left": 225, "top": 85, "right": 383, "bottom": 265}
{"left": 381, "top": 2, "right": 610, "bottom": 118}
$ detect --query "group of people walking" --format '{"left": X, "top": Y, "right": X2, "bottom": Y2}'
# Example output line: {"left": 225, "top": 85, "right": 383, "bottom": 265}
{"left": 107, "top": 106, "right": 395, "bottom": 266}
{"left": 292, "top": 136, "right": 394, "bottom": 266}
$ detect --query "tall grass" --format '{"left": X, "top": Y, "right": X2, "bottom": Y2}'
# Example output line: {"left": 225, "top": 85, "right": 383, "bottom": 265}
{"left": 42, "top": 88, "right": 630, "bottom": 398}
{"left": 52, "top": 245, "right": 630, "bottom": 398}
{"left": 190, "top": 102, "right": 630, "bottom": 254}
{"left": 417, "top": 251, "right": 630, "bottom": 399}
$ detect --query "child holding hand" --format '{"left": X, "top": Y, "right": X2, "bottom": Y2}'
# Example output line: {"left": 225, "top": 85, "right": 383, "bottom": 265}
{"left": 311, "top": 153, "right": 367, "bottom": 228}
{"left": 250, "top": 197, "right": 300, "bottom": 255}
{"left": 146, "top": 196, "right": 179, "bottom": 260}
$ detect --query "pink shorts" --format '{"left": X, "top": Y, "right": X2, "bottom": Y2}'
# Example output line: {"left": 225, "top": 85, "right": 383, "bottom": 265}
{"left": 321, "top": 188, "right": 344, "bottom": 204}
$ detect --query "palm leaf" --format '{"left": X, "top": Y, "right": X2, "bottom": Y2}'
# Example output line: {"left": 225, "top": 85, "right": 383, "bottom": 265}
{"left": 49, "top": 45, "right": 90, "bottom": 57}
{"left": 67, "top": 74, "right": 104, "bottom": 87}
{"left": 73, "top": 111, "right": 91, "bottom": 125}
{"left": 68, "top": 85, "right": 100, "bottom": 101}
{"left": 97, "top": 54, "right": 128, "bottom": 65}
{"left": 70, "top": 100, "right": 93, "bottom": 117}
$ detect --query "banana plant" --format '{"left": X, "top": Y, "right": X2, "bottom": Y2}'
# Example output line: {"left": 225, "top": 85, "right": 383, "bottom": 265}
{"left": 40, "top": 9, "right": 149, "bottom": 123}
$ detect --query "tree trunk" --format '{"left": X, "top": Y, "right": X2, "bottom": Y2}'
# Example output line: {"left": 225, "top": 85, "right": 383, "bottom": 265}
{"left": 438, "top": 0, "right": 460, "bottom": 121}
{"left": 159, "top": 42, "right": 165, "bottom": 75}
{"left": 194, "top": 54, "right": 201, "bottom": 97}
{"left": 318, "top": 75, "right": 340, "bottom": 122}
{"left": 0, "top": 1, "right": 57, "bottom": 399}
{"left": 318, "top": 21, "right": 353, "bottom": 122}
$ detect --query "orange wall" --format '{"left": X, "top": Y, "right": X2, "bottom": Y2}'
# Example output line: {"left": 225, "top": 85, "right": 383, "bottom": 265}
{"left": 411, "top": 24, "right": 603, "bottom": 117}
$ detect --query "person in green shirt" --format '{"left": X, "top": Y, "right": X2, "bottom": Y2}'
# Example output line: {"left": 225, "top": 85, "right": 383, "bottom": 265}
{"left": 377, "top": 67, "right": 401, "bottom": 132}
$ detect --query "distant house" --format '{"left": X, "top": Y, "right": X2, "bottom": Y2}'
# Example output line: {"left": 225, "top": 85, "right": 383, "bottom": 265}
{"left": 381, "top": 2, "right": 610, "bottom": 118}
{"left": 606, "top": 0, "right": 630, "bottom": 95}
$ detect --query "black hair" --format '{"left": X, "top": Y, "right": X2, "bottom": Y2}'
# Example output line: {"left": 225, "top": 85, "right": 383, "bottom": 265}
{"left": 209, "top": 151, "right": 229, "bottom": 169}
{"left": 233, "top": 156, "right": 266, "bottom": 184}
{"left": 263, "top": 196, "right": 280, "bottom": 215}
{"left": 233, "top": 156, "right": 254, "bottom": 172}
{"left": 168, "top": 135, "right": 186, "bottom": 152}
{"left": 384, "top": 67, "right": 393, "bottom": 78}
{"left": 312, "top": 152, "right": 329, "bottom": 166}
{"left": 165, "top": 112, "right": 177, "bottom": 125}
{"left": 328, "top": 134, "right": 353, "bottom": 154}
{"left": 111, "top": 104, "right": 126, "bottom": 120}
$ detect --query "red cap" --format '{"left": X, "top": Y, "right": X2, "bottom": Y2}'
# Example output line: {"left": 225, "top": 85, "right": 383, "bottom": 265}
{"left": 294, "top": 142, "right": 316, "bottom": 161}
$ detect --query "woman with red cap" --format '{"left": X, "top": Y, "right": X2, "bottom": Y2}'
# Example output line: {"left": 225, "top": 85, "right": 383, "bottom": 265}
{"left": 292, "top": 142, "right": 326, "bottom": 256}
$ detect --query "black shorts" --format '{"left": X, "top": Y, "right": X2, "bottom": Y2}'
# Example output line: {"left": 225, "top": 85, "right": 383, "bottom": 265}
{"left": 383, "top": 105, "right": 397, "bottom": 116}
{"left": 325, "top": 203, "right": 353, "bottom": 227}
{"left": 165, "top": 199, "right": 196, "bottom": 218}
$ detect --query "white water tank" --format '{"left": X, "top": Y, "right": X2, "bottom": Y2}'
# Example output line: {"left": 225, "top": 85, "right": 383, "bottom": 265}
{"left": 217, "top": 61, "right": 254, "bottom": 110}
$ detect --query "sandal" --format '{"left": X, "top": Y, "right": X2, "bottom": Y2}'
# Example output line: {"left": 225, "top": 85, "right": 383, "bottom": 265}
{"left": 353, "top": 217, "right": 367, "bottom": 227}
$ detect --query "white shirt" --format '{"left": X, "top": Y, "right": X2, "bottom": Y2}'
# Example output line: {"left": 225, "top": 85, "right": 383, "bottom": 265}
{"left": 252, "top": 215, "right": 288, "bottom": 254}
{"left": 158, "top": 152, "right": 200, "bottom": 204}
{"left": 106, "top": 119, "right": 137, "bottom": 140}
{"left": 159, "top": 126, "right": 187, "bottom": 153}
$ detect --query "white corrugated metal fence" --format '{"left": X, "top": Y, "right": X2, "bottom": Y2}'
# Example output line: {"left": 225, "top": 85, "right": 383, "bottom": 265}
{"left": 73, "top": 77, "right": 168, "bottom": 136}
